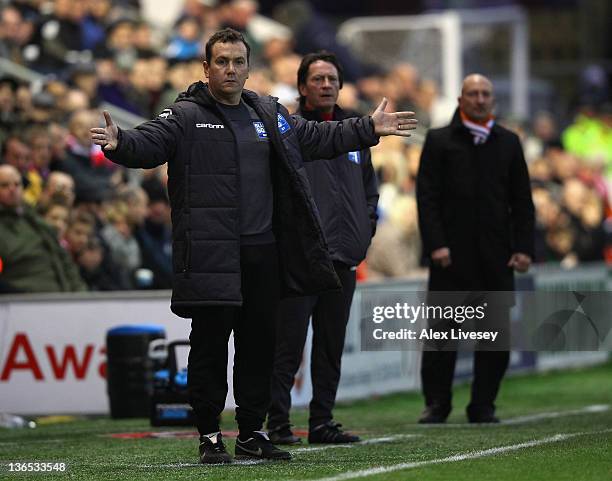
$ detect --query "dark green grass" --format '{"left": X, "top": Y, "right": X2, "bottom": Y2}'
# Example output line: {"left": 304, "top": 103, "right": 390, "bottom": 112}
{"left": 1, "top": 362, "right": 611, "bottom": 480}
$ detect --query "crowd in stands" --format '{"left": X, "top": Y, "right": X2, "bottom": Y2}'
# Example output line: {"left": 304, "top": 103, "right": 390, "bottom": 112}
{"left": 0, "top": 0, "right": 610, "bottom": 293}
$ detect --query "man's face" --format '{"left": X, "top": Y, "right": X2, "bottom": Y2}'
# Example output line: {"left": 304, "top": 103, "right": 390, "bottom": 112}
{"left": 299, "top": 60, "right": 340, "bottom": 114}
{"left": 31, "top": 134, "right": 52, "bottom": 170}
{"left": 43, "top": 205, "right": 70, "bottom": 238}
{"left": 65, "top": 222, "right": 92, "bottom": 254}
{"left": 0, "top": 166, "right": 23, "bottom": 208}
{"left": 458, "top": 76, "right": 494, "bottom": 122}
{"left": 69, "top": 110, "right": 93, "bottom": 147}
{"left": 46, "top": 172, "right": 76, "bottom": 206}
{"left": 204, "top": 41, "right": 249, "bottom": 104}
{"left": 4, "top": 138, "right": 30, "bottom": 173}
{"left": 126, "top": 190, "right": 149, "bottom": 227}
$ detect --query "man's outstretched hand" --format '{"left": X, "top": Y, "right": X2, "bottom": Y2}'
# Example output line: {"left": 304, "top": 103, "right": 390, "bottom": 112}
{"left": 372, "top": 98, "right": 418, "bottom": 137}
{"left": 90, "top": 111, "right": 119, "bottom": 151}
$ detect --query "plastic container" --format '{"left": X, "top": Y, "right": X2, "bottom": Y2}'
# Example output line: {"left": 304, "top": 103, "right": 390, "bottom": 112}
{"left": 106, "top": 325, "right": 166, "bottom": 418}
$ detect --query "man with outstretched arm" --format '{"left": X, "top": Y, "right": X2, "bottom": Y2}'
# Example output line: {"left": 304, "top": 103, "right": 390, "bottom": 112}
{"left": 91, "top": 28, "right": 416, "bottom": 464}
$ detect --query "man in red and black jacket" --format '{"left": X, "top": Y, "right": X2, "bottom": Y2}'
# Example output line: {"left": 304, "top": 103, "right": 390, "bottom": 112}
{"left": 267, "top": 52, "right": 379, "bottom": 445}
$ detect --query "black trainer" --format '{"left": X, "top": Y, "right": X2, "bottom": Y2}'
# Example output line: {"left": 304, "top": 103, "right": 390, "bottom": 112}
{"left": 198, "top": 432, "right": 233, "bottom": 464}
{"left": 268, "top": 424, "right": 302, "bottom": 445}
{"left": 308, "top": 421, "right": 361, "bottom": 444}
{"left": 235, "top": 431, "right": 292, "bottom": 460}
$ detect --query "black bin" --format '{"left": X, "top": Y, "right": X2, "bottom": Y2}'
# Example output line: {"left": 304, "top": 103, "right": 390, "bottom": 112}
{"left": 106, "top": 325, "right": 166, "bottom": 418}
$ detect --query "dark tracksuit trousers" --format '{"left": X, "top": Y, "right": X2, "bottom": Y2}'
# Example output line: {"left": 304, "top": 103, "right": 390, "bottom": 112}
{"left": 420, "top": 306, "right": 510, "bottom": 415}
{"left": 268, "top": 262, "right": 356, "bottom": 431}
{"left": 188, "top": 243, "right": 279, "bottom": 436}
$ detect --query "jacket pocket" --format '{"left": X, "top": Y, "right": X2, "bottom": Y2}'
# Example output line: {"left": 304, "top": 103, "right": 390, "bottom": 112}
{"left": 172, "top": 233, "right": 192, "bottom": 275}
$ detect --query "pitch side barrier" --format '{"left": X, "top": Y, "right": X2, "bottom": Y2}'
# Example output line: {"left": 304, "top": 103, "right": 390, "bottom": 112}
{"left": 0, "top": 264, "right": 609, "bottom": 415}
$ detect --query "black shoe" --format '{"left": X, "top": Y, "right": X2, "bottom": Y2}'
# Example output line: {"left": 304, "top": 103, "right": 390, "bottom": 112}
{"left": 308, "top": 421, "right": 361, "bottom": 444}
{"left": 418, "top": 404, "right": 451, "bottom": 424}
{"left": 199, "top": 432, "right": 233, "bottom": 464}
{"left": 268, "top": 424, "right": 302, "bottom": 445}
{"left": 467, "top": 405, "right": 500, "bottom": 423}
{"left": 235, "top": 431, "right": 292, "bottom": 460}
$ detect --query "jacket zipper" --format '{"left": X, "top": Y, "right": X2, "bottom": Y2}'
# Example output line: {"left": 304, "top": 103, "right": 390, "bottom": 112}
{"left": 184, "top": 229, "right": 192, "bottom": 277}
{"left": 184, "top": 158, "right": 192, "bottom": 277}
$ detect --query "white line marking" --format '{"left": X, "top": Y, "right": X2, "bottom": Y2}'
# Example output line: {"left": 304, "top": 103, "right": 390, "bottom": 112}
{"left": 502, "top": 404, "right": 610, "bottom": 425}
{"left": 415, "top": 404, "right": 610, "bottom": 427}
{"left": 128, "top": 459, "right": 266, "bottom": 468}
{"left": 0, "top": 439, "right": 63, "bottom": 446}
{"left": 307, "top": 429, "right": 612, "bottom": 481}
{"left": 292, "top": 434, "right": 421, "bottom": 453}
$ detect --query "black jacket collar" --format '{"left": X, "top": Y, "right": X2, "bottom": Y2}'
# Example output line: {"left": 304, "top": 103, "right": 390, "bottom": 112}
{"left": 175, "top": 81, "right": 277, "bottom": 111}
{"left": 295, "top": 104, "right": 362, "bottom": 122}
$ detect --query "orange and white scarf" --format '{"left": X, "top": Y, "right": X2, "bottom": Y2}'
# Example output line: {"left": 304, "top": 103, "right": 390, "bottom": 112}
{"left": 460, "top": 110, "right": 494, "bottom": 145}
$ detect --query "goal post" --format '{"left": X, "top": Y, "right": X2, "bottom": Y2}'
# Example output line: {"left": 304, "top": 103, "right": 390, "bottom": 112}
{"left": 338, "top": 6, "right": 529, "bottom": 120}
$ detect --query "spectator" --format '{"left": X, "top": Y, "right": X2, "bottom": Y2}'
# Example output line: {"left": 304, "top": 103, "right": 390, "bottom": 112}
{"left": 103, "top": 18, "right": 137, "bottom": 71}
{"left": 1, "top": 132, "right": 42, "bottom": 205}
{"left": 38, "top": 170, "right": 76, "bottom": 208}
{"left": 100, "top": 198, "right": 141, "bottom": 285}
{"left": 0, "top": 164, "right": 85, "bottom": 293}
{"left": 64, "top": 209, "right": 95, "bottom": 261}
{"left": 81, "top": 0, "right": 112, "bottom": 50}
{"left": 155, "top": 58, "right": 195, "bottom": 113}
{"left": 68, "top": 62, "right": 101, "bottom": 107}
{"left": 562, "top": 103, "right": 612, "bottom": 181}
{"left": 523, "top": 110, "right": 559, "bottom": 162}
{"left": 39, "top": 195, "right": 71, "bottom": 242}
{"left": 57, "top": 109, "right": 114, "bottom": 200}
{"left": 562, "top": 179, "right": 606, "bottom": 262}
{"left": 165, "top": 15, "right": 202, "bottom": 60}
{"left": 0, "top": 77, "right": 19, "bottom": 140}
{"left": 24, "top": 124, "right": 53, "bottom": 180}
{"left": 76, "top": 235, "right": 118, "bottom": 290}
{"left": 0, "top": 4, "right": 35, "bottom": 65}
{"left": 273, "top": 0, "right": 369, "bottom": 82}
{"left": 137, "top": 178, "right": 173, "bottom": 289}
{"left": 366, "top": 195, "right": 422, "bottom": 278}
{"left": 29, "top": 0, "right": 90, "bottom": 73}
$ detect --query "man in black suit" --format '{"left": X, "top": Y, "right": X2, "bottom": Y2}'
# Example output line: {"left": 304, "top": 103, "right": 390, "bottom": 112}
{"left": 416, "top": 74, "right": 535, "bottom": 423}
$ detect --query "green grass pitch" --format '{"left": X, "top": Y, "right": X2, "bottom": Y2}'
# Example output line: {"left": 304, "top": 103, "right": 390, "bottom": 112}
{"left": 1, "top": 361, "right": 611, "bottom": 480}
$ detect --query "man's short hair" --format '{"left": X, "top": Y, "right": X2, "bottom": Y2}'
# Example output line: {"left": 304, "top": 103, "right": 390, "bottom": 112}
{"left": 297, "top": 51, "right": 344, "bottom": 106}
{"left": 205, "top": 28, "right": 251, "bottom": 65}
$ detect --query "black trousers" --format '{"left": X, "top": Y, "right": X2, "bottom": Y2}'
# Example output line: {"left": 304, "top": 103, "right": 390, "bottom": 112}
{"left": 188, "top": 243, "right": 280, "bottom": 435}
{"left": 268, "top": 262, "right": 356, "bottom": 430}
{"left": 420, "top": 307, "right": 510, "bottom": 413}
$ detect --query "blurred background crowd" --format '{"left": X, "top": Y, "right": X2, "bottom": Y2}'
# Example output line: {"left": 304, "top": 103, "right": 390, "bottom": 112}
{"left": 1, "top": 0, "right": 611, "bottom": 293}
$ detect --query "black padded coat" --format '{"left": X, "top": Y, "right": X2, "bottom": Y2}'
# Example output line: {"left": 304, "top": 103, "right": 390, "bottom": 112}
{"left": 105, "top": 82, "right": 379, "bottom": 317}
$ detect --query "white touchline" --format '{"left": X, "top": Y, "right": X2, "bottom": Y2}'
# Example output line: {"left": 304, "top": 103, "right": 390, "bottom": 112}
{"left": 502, "top": 404, "right": 609, "bottom": 425}
{"left": 137, "top": 459, "right": 266, "bottom": 468}
{"left": 415, "top": 404, "right": 610, "bottom": 428}
{"left": 307, "top": 429, "right": 612, "bottom": 481}
{"left": 292, "top": 434, "right": 422, "bottom": 453}
{"left": 0, "top": 439, "right": 64, "bottom": 446}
